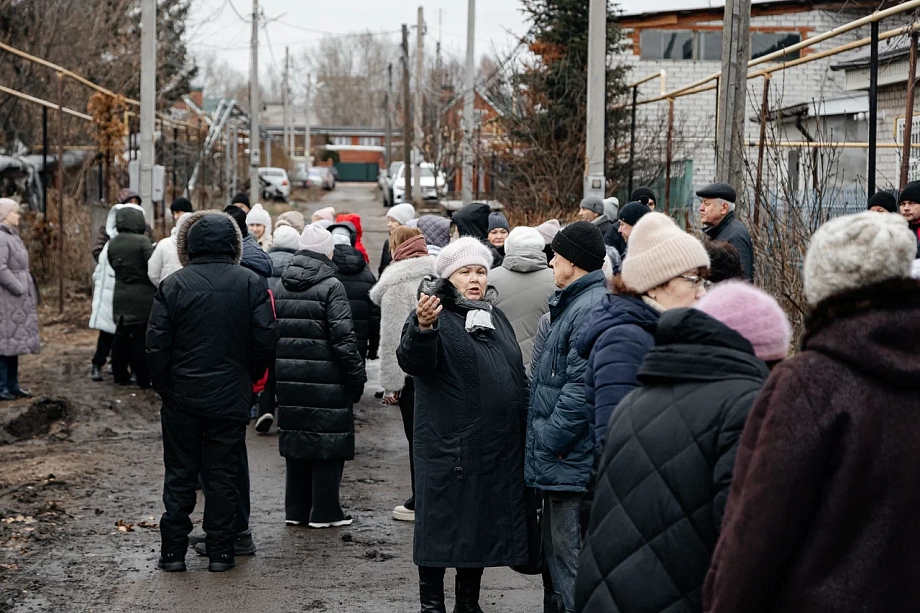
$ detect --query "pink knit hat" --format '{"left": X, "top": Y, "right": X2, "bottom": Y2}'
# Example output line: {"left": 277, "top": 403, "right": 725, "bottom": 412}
{"left": 312, "top": 207, "right": 336, "bottom": 223}
{"left": 695, "top": 281, "right": 792, "bottom": 362}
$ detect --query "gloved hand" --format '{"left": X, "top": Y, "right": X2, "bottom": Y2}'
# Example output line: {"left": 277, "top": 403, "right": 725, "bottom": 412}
{"left": 367, "top": 349, "right": 379, "bottom": 361}
{"left": 350, "top": 384, "right": 365, "bottom": 404}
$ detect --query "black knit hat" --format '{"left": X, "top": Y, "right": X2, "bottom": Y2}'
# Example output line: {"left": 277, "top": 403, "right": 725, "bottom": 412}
{"left": 170, "top": 197, "right": 193, "bottom": 213}
{"left": 899, "top": 182, "right": 920, "bottom": 206}
{"left": 231, "top": 192, "right": 250, "bottom": 208}
{"left": 630, "top": 187, "right": 657, "bottom": 206}
{"left": 618, "top": 201, "right": 652, "bottom": 226}
{"left": 223, "top": 205, "right": 248, "bottom": 236}
{"left": 551, "top": 221, "right": 606, "bottom": 272}
{"left": 867, "top": 190, "right": 898, "bottom": 213}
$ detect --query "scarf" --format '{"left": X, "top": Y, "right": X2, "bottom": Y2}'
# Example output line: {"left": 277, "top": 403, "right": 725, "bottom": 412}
{"left": 393, "top": 235, "right": 429, "bottom": 262}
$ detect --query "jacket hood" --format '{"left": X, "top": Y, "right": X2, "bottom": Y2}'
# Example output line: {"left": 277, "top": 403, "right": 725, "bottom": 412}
{"left": 105, "top": 204, "right": 127, "bottom": 238}
{"left": 802, "top": 278, "right": 920, "bottom": 388}
{"left": 453, "top": 203, "right": 491, "bottom": 241}
{"left": 638, "top": 308, "right": 769, "bottom": 383}
{"left": 281, "top": 250, "right": 338, "bottom": 292}
{"left": 577, "top": 292, "right": 661, "bottom": 358}
{"left": 332, "top": 243, "right": 367, "bottom": 274}
{"left": 549, "top": 269, "right": 607, "bottom": 321}
{"left": 328, "top": 221, "right": 358, "bottom": 246}
{"left": 369, "top": 255, "right": 435, "bottom": 305}
{"left": 335, "top": 213, "right": 363, "bottom": 240}
{"left": 269, "top": 249, "right": 294, "bottom": 278}
{"left": 177, "top": 210, "right": 242, "bottom": 266}
{"left": 114, "top": 205, "right": 146, "bottom": 234}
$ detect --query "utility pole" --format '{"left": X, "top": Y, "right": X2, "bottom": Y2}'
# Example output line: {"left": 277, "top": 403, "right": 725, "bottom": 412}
{"left": 305, "top": 73, "right": 312, "bottom": 168}
{"left": 385, "top": 63, "right": 393, "bottom": 170}
{"left": 434, "top": 11, "right": 442, "bottom": 180}
{"left": 225, "top": 121, "right": 232, "bottom": 206}
{"left": 283, "top": 46, "right": 290, "bottom": 160}
{"left": 584, "top": 0, "right": 606, "bottom": 200}
{"left": 231, "top": 123, "right": 238, "bottom": 194}
{"left": 139, "top": 0, "right": 155, "bottom": 220}
{"left": 402, "top": 24, "right": 413, "bottom": 200}
{"left": 249, "top": 0, "right": 261, "bottom": 205}
{"left": 461, "top": 0, "right": 475, "bottom": 205}
{"left": 715, "top": 0, "right": 751, "bottom": 196}
{"left": 413, "top": 7, "right": 425, "bottom": 204}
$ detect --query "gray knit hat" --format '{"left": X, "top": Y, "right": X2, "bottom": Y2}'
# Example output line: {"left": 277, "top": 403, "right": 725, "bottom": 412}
{"left": 580, "top": 196, "right": 605, "bottom": 216}
{"left": 804, "top": 211, "right": 916, "bottom": 305}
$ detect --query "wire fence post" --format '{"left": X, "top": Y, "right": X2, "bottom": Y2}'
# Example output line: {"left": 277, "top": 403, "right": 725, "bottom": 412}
{"left": 42, "top": 106, "right": 48, "bottom": 212}
{"left": 56, "top": 72, "right": 65, "bottom": 313}
{"left": 900, "top": 30, "right": 919, "bottom": 190}
{"left": 754, "top": 75, "right": 771, "bottom": 227}
{"left": 628, "top": 85, "right": 638, "bottom": 195}
{"left": 665, "top": 97, "right": 674, "bottom": 216}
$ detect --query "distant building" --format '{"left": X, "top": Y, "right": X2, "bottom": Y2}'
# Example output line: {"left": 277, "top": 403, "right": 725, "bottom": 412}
{"left": 439, "top": 87, "right": 504, "bottom": 195}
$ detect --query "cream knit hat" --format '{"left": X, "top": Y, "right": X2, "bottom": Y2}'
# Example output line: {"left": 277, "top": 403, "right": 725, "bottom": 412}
{"left": 621, "top": 212, "right": 710, "bottom": 293}
{"left": 298, "top": 224, "right": 335, "bottom": 258}
{"left": 272, "top": 225, "right": 301, "bottom": 252}
{"left": 435, "top": 237, "right": 494, "bottom": 279}
{"left": 804, "top": 211, "right": 916, "bottom": 305}
{"left": 245, "top": 203, "right": 272, "bottom": 236}
{"left": 387, "top": 203, "right": 416, "bottom": 225}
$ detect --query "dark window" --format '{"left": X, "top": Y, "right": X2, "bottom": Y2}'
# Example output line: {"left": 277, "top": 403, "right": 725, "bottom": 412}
{"left": 698, "top": 31, "right": 723, "bottom": 61}
{"left": 640, "top": 30, "right": 693, "bottom": 60}
{"left": 751, "top": 32, "right": 801, "bottom": 61}
{"left": 638, "top": 29, "right": 801, "bottom": 62}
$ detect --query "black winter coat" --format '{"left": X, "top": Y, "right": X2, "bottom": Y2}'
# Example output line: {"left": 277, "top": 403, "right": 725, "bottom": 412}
{"left": 453, "top": 203, "right": 503, "bottom": 268}
{"left": 704, "top": 212, "right": 754, "bottom": 281}
{"left": 605, "top": 221, "right": 627, "bottom": 257}
{"left": 146, "top": 211, "right": 276, "bottom": 423}
{"left": 274, "top": 250, "right": 367, "bottom": 461}
{"left": 378, "top": 240, "right": 392, "bottom": 277}
{"left": 575, "top": 308, "right": 768, "bottom": 613}
{"left": 108, "top": 207, "right": 155, "bottom": 327}
{"left": 397, "top": 277, "right": 530, "bottom": 568}
{"left": 333, "top": 244, "right": 381, "bottom": 360}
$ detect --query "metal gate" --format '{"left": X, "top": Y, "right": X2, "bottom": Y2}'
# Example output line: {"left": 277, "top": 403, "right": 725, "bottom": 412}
{"left": 333, "top": 162, "right": 379, "bottom": 182}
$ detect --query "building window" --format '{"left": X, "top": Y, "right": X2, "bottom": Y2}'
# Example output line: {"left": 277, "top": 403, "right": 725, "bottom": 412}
{"left": 330, "top": 136, "right": 350, "bottom": 146}
{"left": 639, "top": 29, "right": 801, "bottom": 62}
{"left": 358, "top": 136, "right": 381, "bottom": 146}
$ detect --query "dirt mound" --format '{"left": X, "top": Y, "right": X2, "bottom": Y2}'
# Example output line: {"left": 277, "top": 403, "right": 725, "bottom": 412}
{"left": 0, "top": 398, "right": 72, "bottom": 446}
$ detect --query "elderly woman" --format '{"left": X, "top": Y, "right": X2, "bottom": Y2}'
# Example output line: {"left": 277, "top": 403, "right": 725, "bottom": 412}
{"left": 397, "top": 237, "right": 530, "bottom": 613}
{"left": 0, "top": 199, "right": 38, "bottom": 401}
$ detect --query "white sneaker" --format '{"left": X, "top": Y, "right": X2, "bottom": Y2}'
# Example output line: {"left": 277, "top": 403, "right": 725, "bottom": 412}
{"left": 308, "top": 517, "right": 354, "bottom": 529}
{"left": 392, "top": 505, "right": 415, "bottom": 522}
{"left": 285, "top": 520, "right": 304, "bottom": 526}
{"left": 255, "top": 413, "right": 274, "bottom": 434}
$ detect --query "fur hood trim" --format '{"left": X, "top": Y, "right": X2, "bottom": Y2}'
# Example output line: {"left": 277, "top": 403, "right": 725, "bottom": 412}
{"left": 177, "top": 210, "right": 243, "bottom": 266}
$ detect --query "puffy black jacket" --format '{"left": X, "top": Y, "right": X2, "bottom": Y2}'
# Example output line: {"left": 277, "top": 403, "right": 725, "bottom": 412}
{"left": 575, "top": 308, "right": 768, "bottom": 613}
{"left": 274, "top": 250, "right": 367, "bottom": 461}
{"left": 453, "top": 203, "right": 503, "bottom": 268}
{"left": 146, "top": 211, "right": 276, "bottom": 423}
{"left": 332, "top": 244, "right": 380, "bottom": 360}
{"left": 108, "top": 206, "right": 155, "bottom": 327}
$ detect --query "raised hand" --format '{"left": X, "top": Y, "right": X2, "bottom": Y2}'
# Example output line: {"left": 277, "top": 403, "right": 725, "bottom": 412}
{"left": 416, "top": 293, "right": 443, "bottom": 329}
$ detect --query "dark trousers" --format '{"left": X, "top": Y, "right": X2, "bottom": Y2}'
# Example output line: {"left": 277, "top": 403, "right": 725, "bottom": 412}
{"left": 0, "top": 355, "right": 19, "bottom": 394}
{"left": 92, "top": 331, "right": 115, "bottom": 368}
{"left": 257, "top": 363, "right": 275, "bottom": 418}
{"left": 398, "top": 377, "right": 415, "bottom": 502}
{"left": 198, "top": 431, "right": 251, "bottom": 536}
{"left": 160, "top": 408, "right": 246, "bottom": 558}
{"left": 113, "top": 323, "right": 150, "bottom": 388}
{"left": 417, "top": 567, "right": 484, "bottom": 587}
{"left": 285, "top": 459, "right": 346, "bottom": 524}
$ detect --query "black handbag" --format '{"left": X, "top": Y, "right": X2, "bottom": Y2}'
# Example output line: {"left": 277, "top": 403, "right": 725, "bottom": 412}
{"left": 511, "top": 486, "right": 545, "bottom": 575}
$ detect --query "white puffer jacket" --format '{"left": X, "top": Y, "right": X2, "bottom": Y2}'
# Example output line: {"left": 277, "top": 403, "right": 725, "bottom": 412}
{"left": 147, "top": 213, "right": 190, "bottom": 286}
{"left": 369, "top": 255, "right": 435, "bottom": 394}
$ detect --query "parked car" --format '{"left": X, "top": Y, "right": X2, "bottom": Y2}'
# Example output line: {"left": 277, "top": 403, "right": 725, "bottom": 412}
{"left": 305, "top": 167, "right": 335, "bottom": 191}
{"left": 258, "top": 167, "right": 291, "bottom": 202}
{"left": 391, "top": 163, "right": 446, "bottom": 205}
{"left": 382, "top": 161, "right": 404, "bottom": 207}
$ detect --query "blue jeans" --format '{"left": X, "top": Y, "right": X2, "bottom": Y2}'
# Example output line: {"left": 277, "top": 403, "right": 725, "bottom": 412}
{"left": 0, "top": 355, "right": 19, "bottom": 395}
{"left": 545, "top": 492, "right": 582, "bottom": 613}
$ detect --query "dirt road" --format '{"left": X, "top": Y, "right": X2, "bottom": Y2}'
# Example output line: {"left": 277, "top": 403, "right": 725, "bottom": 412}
{"left": 0, "top": 184, "right": 542, "bottom": 612}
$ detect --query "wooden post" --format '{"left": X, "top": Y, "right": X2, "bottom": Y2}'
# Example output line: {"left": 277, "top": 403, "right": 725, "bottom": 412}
{"left": 56, "top": 72, "right": 65, "bottom": 313}
{"left": 665, "top": 97, "right": 674, "bottom": 216}
{"left": 899, "top": 31, "right": 919, "bottom": 190}
{"left": 868, "top": 21, "right": 879, "bottom": 197}
{"left": 628, "top": 85, "right": 638, "bottom": 195}
{"left": 754, "top": 75, "right": 771, "bottom": 226}
{"left": 716, "top": 0, "right": 752, "bottom": 193}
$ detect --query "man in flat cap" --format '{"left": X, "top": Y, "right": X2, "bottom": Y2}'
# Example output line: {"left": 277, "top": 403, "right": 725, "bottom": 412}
{"left": 697, "top": 182, "right": 753, "bottom": 281}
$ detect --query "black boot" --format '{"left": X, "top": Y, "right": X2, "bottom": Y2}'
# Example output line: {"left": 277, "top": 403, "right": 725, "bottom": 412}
{"left": 419, "top": 567, "right": 447, "bottom": 613}
{"left": 208, "top": 553, "right": 236, "bottom": 573}
{"left": 91, "top": 365, "right": 103, "bottom": 382}
{"left": 453, "top": 569, "right": 485, "bottom": 613}
{"left": 157, "top": 552, "right": 186, "bottom": 572}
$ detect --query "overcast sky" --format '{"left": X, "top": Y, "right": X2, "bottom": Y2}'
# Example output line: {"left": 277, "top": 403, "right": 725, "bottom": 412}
{"left": 187, "top": 0, "right": 728, "bottom": 80}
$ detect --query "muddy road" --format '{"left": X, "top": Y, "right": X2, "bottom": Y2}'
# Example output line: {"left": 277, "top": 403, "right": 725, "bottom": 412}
{"left": 0, "top": 184, "right": 542, "bottom": 612}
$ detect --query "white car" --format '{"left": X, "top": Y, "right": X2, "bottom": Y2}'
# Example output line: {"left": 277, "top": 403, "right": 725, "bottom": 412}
{"left": 258, "top": 167, "right": 291, "bottom": 202}
{"left": 382, "top": 161, "right": 404, "bottom": 207}
{"left": 392, "top": 163, "right": 446, "bottom": 205}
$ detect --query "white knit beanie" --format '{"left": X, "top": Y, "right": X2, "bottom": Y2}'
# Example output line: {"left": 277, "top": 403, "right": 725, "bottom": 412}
{"left": 0, "top": 198, "right": 17, "bottom": 223}
{"left": 272, "top": 225, "right": 301, "bottom": 252}
{"left": 621, "top": 212, "right": 710, "bottom": 293}
{"left": 504, "top": 227, "right": 545, "bottom": 256}
{"left": 299, "top": 224, "right": 335, "bottom": 257}
{"left": 804, "top": 211, "right": 916, "bottom": 305}
{"left": 246, "top": 203, "right": 272, "bottom": 236}
{"left": 387, "top": 203, "right": 416, "bottom": 226}
{"left": 436, "top": 237, "right": 494, "bottom": 279}
{"left": 536, "top": 219, "right": 561, "bottom": 245}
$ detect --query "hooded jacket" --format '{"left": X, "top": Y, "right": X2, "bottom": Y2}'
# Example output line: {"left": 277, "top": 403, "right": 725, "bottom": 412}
{"left": 576, "top": 308, "right": 769, "bottom": 613}
{"left": 705, "top": 279, "right": 920, "bottom": 613}
{"left": 489, "top": 239, "right": 555, "bottom": 372}
{"left": 107, "top": 206, "right": 155, "bottom": 327}
{"left": 453, "top": 202, "right": 503, "bottom": 268}
{"left": 146, "top": 211, "right": 276, "bottom": 422}
{"left": 577, "top": 293, "right": 660, "bottom": 449}
{"left": 241, "top": 233, "right": 273, "bottom": 278}
{"left": 90, "top": 204, "right": 134, "bottom": 334}
{"left": 527, "top": 270, "right": 608, "bottom": 492}
{"left": 704, "top": 212, "right": 753, "bottom": 281}
{"left": 147, "top": 212, "right": 190, "bottom": 287}
{"left": 273, "top": 250, "right": 367, "bottom": 461}
{"left": 336, "top": 213, "right": 369, "bottom": 262}
{"left": 332, "top": 238, "right": 381, "bottom": 361}
{"left": 370, "top": 254, "right": 436, "bottom": 394}
{"left": 396, "top": 276, "right": 530, "bottom": 568}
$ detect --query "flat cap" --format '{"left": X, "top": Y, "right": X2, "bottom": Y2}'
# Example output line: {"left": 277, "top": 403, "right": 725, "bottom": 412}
{"left": 696, "top": 182, "right": 737, "bottom": 204}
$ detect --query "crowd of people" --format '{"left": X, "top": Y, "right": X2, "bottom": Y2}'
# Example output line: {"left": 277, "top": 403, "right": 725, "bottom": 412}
{"left": 1, "top": 175, "right": 920, "bottom": 612}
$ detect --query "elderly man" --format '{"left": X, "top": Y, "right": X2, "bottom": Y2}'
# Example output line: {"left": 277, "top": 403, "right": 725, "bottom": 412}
{"left": 698, "top": 182, "right": 753, "bottom": 281}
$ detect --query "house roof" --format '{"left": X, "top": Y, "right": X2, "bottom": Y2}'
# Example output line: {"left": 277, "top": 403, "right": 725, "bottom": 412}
{"left": 441, "top": 87, "right": 504, "bottom": 118}
{"left": 619, "top": 0, "right": 791, "bottom": 18}
{"left": 757, "top": 92, "right": 869, "bottom": 120}
{"left": 831, "top": 36, "right": 915, "bottom": 70}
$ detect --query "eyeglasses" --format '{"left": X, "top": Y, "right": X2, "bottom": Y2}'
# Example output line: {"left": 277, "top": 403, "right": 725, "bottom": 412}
{"left": 678, "top": 275, "right": 713, "bottom": 291}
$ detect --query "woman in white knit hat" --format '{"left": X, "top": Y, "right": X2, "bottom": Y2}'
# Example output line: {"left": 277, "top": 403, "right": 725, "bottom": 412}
{"left": 396, "top": 237, "right": 530, "bottom": 613}
{"left": 245, "top": 203, "right": 273, "bottom": 251}
{"left": 379, "top": 202, "right": 416, "bottom": 276}
{"left": 576, "top": 212, "right": 711, "bottom": 452}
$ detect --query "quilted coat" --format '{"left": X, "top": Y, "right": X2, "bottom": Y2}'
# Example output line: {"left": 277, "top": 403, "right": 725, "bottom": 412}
{"left": 332, "top": 242, "right": 380, "bottom": 361}
{"left": 273, "top": 250, "right": 367, "bottom": 461}
{"left": 90, "top": 204, "right": 136, "bottom": 335}
{"left": 577, "top": 293, "right": 660, "bottom": 450}
{"left": 704, "top": 279, "right": 920, "bottom": 613}
{"left": 369, "top": 254, "right": 434, "bottom": 394}
{"left": 396, "top": 276, "right": 530, "bottom": 568}
{"left": 527, "top": 270, "right": 608, "bottom": 493}
{"left": 0, "top": 222, "right": 39, "bottom": 356}
{"left": 576, "top": 308, "right": 768, "bottom": 613}
{"left": 107, "top": 207, "right": 155, "bottom": 327}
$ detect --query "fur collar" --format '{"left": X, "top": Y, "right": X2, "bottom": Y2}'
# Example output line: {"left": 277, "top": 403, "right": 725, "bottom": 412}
{"left": 416, "top": 275, "right": 498, "bottom": 313}
{"left": 176, "top": 210, "right": 243, "bottom": 266}
{"left": 370, "top": 256, "right": 435, "bottom": 305}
